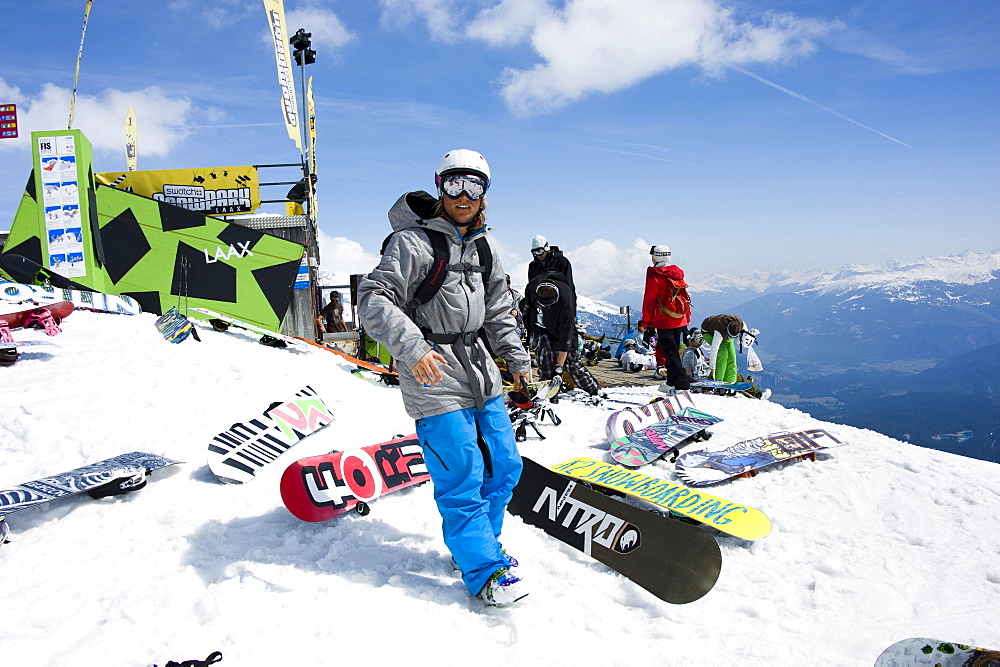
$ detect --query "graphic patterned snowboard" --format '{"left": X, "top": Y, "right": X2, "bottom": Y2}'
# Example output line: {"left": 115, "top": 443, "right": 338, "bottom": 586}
{"left": 874, "top": 637, "right": 1000, "bottom": 666}
{"left": 605, "top": 390, "right": 697, "bottom": 444}
{"left": 1, "top": 281, "right": 141, "bottom": 315}
{"left": 609, "top": 408, "right": 723, "bottom": 468}
{"left": 675, "top": 429, "right": 844, "bottom": 487}
{"left": 206, "top": 386, "right": 335, "bottom": 484}
{"left": 0, "top": 451, "right": 181, "bottom": 538}
{"left": 508, "top": 457, "right": 722, "bottom": 604}
{"left": 551, "top": 457, "right": 772, "bottom": 540}
{"left": 280, "top": 435, "right": 430, "bottom": 521}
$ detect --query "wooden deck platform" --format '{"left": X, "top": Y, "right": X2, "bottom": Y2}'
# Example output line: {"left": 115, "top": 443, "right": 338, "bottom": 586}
{"left": 583, "top": 357, "right": 665, "bottom": 389}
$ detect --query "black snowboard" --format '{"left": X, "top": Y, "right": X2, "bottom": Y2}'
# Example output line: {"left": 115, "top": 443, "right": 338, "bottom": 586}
{"left": 508, "top": 456, "right": 722, "bottom": 604}
{"left": 0, "top": 253, "right": 92, "bottom": 291}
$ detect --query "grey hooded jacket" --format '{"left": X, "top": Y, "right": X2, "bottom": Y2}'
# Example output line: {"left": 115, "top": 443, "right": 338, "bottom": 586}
{"left": 357, "top": 191, "right": 530, "bottom": 420}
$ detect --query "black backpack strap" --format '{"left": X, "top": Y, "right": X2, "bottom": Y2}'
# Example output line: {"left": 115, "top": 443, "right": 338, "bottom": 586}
{"left": 474, "top": 236, "right": 492, "bottom": 288}
{"left": 384, "top": 228, "right": 492, "bottom": 313}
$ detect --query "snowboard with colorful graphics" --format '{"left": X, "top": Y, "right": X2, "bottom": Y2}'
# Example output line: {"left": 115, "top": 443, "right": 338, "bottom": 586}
{"left": 508, "top": 456, "right": 722, "bottom": 604}
{"left": 874, "top": 637, "right": 1000, "bottom": 666}
{"left": 1, "top": 280, "right": 141, "bottom": 315}
{"left": 675, "top": 428, "right": 844, "bottom": 487}
{"left": 550, "top": 457, "right": 772, "bottom": 540}
{"left": 609, "top": 408, "right": 723, "bottom": 468}
{"left": 206, "top": 386, "right": 335, "bottom": 484}
{"left": 280, "top": 434, "right": 430, "bottom": 521}
{"left": 605, "top": 391, "right": 697, "bottom": 444}
{"left": 0, "top": 451, "right": 181, "bottom": 541}
{"left": 189, "top": 307, "right": 305, "bottom": 349}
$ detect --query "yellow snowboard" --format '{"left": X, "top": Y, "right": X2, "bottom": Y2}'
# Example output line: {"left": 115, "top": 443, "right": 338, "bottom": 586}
{"left": 551, "top": 457, "right": 772, "bottom": 540}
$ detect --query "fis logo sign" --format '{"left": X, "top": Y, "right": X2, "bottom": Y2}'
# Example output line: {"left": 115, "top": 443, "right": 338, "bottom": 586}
{"left": 531, "top": 481, "right": 642, "bottom": 556}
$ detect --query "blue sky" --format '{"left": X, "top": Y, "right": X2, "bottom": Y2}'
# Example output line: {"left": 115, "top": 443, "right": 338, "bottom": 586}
{"left": 1, "top": 0, "right": 998, "bottom": 295}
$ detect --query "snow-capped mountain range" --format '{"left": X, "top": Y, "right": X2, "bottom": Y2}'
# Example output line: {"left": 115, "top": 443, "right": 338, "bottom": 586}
{"left": 586, "top": 249, "right": 1000, "bottom": 320}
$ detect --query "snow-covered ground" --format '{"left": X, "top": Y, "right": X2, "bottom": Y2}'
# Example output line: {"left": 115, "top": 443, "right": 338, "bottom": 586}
{"left": 2, "top": 309, "right": 999, "bottom": 666}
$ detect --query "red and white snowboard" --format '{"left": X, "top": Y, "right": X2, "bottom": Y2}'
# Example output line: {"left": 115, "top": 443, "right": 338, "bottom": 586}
{"left": 280, "top": 435, "right": 430, "bottom": 521}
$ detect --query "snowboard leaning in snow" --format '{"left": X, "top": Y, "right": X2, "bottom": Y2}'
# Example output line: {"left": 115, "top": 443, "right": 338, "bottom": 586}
{"left": 206, "top": 386, "right": 335, "bottom": 484}
{"left": 675, "top": 429, "right": 844, "bottom": 487}
{"left": 508, "top": 456, "right": 722, "bottom": 604}
{"left": 610, "top": 408, "right": 723, "bottom": 468}
{"left": 280, "top": 434, "right": 430, "bottom": 521}
{"left": 550, "top": 457, "right": 772, "bottom": 540}
{"left": 1, "top": 281, "right": 141, "bottom": 315}
{"left": 874, "top": 637, "right": 1000, "bottom": 666}
{"left": 0, "top": 451, "right": 180, "bottom": 539}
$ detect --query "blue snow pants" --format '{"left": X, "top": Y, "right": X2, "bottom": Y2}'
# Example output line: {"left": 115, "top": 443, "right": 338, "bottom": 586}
{"left": 415, "top": 395, "right": 522, "bottom": 596}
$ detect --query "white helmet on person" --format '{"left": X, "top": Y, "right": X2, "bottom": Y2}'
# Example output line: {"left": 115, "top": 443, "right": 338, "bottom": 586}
{"left": 435, "top": 149, "right": 491, "bottom": 183}
{"left": 531, "top": 235, "right": 549, "bottom": 255}
{"left": 650, "top": 244, "right": 671, "bottom": 259}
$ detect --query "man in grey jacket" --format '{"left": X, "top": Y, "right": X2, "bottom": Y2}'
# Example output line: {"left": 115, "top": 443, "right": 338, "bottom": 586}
{"left": 357, "top": 149, "right": 531, "bottom": 607}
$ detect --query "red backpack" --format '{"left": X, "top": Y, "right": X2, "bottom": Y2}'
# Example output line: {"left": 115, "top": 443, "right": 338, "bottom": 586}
{"left": 658, "top": 277, "right": 691, "bottom": 319}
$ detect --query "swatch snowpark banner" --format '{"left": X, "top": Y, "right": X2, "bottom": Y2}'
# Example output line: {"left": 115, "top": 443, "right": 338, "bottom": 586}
{"left": 1, "top": 129, "right": 305, "bottom": 331}
{"left": 94, "top": 166, "right": 261, "bottom": 216}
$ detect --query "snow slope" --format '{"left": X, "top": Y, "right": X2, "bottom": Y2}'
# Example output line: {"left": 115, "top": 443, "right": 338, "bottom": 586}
{"left": 2, "top": 309, "right": 999, "bottom": 666}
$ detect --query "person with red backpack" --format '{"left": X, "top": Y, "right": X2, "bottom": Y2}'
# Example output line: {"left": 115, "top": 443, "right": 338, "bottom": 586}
{"left": 641, "top": 244, "right": 692, "bottom": 392}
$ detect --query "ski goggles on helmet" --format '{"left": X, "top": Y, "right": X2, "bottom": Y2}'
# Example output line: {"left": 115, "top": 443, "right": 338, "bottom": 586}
{"left": 437, "top": 172, "right": 488, "bottom": 201}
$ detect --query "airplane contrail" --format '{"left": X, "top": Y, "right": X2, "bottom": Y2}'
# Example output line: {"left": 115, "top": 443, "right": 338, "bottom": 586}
{"left": 730, "top": 65, "right": 913, "bottom": 150}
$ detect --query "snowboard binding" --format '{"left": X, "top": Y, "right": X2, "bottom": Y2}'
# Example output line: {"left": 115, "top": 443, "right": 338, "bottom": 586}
{"left": 22, "top": 307, "right": 61, "bottom": 336}
{"left": 0, "top": 347, "right": 20, "bottom": 367}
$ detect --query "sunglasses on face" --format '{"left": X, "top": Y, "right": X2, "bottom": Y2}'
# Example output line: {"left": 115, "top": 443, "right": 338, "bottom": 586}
{"left": 439, "top": 173, "right": 488, "bottom": 201}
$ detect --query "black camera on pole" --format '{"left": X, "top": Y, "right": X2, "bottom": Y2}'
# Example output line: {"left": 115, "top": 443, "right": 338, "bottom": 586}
{"left": 290, "top": 28, "right": 315, "bottom": 65}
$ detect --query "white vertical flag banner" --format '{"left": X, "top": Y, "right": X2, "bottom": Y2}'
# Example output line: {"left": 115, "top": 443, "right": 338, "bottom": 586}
{"left": 125, "top": 105, "right": 137, "bottom": 172}
{"left": 263, "top": 0, "right": 301, "bottom": 151}
{"left": 68, "top": 0, "right": 94, "bottom": 129}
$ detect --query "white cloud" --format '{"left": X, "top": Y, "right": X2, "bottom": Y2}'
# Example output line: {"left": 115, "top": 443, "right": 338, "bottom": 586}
{"left": 380, "top": 0, "right": 834, "bottom": 115}
{"left": 499, "top": 0, "right": 831, "bottom": 114}
{"left": 285, "top": 4, "right": 355, "bottom": 51}
{"left": 316, "top": 231, "right": 381, "bottom": 288}
{"left": 506, "top": 236, "right": 653, "bottom": 297}
{"left": 0, "top": 77, "right": 196, "bottom": 158}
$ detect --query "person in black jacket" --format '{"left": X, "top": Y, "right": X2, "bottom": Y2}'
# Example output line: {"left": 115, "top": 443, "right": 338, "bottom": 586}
{"left": 522, "top": 274, "right": 600, "bottom": 396}
{"left": 528, "top": 235, "right": 575, "bottom": 293}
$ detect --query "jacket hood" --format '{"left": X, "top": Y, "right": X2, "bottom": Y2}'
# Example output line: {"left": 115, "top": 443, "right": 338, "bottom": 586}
{"left": 648, "top": 263, "right": 687, "bottom": 286}
{"left": 388, "top": 191, "right": 486, "bottom": 240}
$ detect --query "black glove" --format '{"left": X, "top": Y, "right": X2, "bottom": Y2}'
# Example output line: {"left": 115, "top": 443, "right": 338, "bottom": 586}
{"left": 553, "top": 364, "right": 564, "bottom": 377}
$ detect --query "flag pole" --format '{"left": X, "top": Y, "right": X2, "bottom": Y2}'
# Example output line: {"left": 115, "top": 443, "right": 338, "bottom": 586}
{"left": 68, "top": 0, "right": 94, "bottom": 129}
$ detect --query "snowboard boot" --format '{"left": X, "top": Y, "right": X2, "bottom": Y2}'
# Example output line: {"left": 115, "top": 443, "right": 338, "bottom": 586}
{"left": 658, "top": 382, "right": 677, "bottom": 396}
{"left": 23, "top": 307, "right": 61, "bottom": 336}
{"left": 477, "top": 567, "right": 527, "bottom": 607}
{"left": 451, "top": 547, "right": 519, "bottom": 573}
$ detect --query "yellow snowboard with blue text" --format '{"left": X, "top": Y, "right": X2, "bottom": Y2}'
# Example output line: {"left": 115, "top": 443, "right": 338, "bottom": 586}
{"left": 551, "top": 457, "right": 771, "bottom": 540}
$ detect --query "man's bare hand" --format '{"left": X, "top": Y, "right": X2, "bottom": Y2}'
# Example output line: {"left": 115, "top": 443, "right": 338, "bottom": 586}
{"left": 413, "top": 349, "right": 448, "bottom": 385}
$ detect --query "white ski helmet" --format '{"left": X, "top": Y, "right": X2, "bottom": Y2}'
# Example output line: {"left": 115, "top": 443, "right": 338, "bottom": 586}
{"left": 650, "top": 244, "right": 671, "bottom": 259}
{"left": 435, "top": 149, "right": 491, "bottom": 185}
{"left": 531, "top": 234, "right": 549, "bottom": 253}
